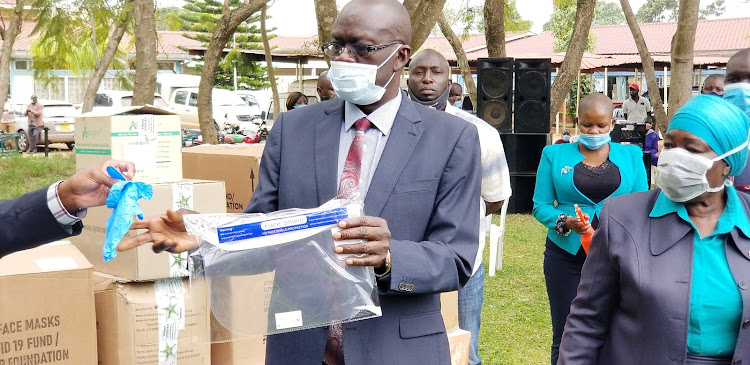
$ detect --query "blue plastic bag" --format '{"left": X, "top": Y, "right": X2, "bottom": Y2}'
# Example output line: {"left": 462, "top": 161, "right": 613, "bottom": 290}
{"left": 103, "top": 167, "right": 153, "bottom": 262}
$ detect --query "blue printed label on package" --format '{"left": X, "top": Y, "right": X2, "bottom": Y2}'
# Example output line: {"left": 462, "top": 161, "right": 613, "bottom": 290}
{"left": 216, "top": 207, "right": 350, "bottom": 244}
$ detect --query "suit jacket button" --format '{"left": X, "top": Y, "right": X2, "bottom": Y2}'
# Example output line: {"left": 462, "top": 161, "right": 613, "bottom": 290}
{"left": 740, "top": 281, "right": 748, "bottom": 290}
{"left": 743, "top": 320, "right": 750, "bottom": 329}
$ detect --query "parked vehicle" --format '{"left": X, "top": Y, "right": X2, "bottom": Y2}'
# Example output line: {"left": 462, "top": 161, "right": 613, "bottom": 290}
{"left": 156, "top": 74, "right": 201, "bottom": 104}
{"left": 233, "top": 90, "right": 263, "bottom": 118}
{"left": 92, "top": 90, "right": 170, "bottom": 110}
{"left": 169, "top": 88, "right": 265, "bottom": 136}
{"left": 10, "top": 99, "right": 79, "bottom": 151}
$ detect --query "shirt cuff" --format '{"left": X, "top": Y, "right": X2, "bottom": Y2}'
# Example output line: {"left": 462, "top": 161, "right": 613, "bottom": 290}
{"left": 47, "top": 181, "right": 87, "bottom": 228}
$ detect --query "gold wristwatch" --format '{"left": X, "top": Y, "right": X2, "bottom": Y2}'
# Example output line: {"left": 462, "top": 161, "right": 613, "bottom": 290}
{"left": 376, "top": 250, "right": 391, "bottom": 278}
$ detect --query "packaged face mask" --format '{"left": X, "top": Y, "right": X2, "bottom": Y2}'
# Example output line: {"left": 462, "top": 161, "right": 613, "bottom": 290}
{"left": 184, "top": 199, "right": 381, "bottom": 339}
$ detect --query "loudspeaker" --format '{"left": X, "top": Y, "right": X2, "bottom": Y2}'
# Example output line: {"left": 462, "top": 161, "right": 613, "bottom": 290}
{"left": 508, "top": 173, "right": 536, "bottom": 214}
{"left": 477, "top": 58, "right": 513, "bottom": 133}
{"left": 500, "top": 133, "right": 551, "bottom": 173}
{"left": 514, "top": 59, "right": 551, "bottom": 133}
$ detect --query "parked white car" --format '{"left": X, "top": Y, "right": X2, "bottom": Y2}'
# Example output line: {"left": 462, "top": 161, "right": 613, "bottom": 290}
{"left": 233, "top": 90, "right": 264, "bottom": 118}
{"left": 169, "top": 87, "right": 265, "bottom": 135}
{"left": 9, "top": 99, "right": 79, "bottom": 151}
{"left": 93, "top": 90, "right": 170, "bottom": 110}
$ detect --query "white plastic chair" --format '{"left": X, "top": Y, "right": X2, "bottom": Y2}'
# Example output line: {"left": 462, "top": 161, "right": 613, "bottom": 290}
{"left": 487, "top": 201, "right": 509, "bottom": 276}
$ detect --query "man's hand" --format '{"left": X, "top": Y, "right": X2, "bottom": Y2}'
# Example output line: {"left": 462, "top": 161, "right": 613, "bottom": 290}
{"left": 565, "top": 214, "right": 592, "bottom": 235}
{"left": 333, "top": 216, "right": 391, "bottom": 267}
{"left": 57, "top": 160, "right": 136, "bottom": 212}
{"left": 117, "top": 209, "right": 198, "bottom": 253}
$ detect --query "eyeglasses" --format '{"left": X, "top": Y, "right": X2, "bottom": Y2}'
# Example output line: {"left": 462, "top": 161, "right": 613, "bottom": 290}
{"left": 321, "top": 41, "right": 402, "bottom": 58}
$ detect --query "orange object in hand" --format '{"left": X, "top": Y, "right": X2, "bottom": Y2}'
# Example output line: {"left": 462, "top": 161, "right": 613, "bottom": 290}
{"left": 574, "top": 204, "right": 595, "bottom": 254}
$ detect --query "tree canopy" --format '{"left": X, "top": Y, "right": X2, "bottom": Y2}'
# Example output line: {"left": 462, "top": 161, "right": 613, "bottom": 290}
{"left": 440, "top": 0, "right": 530, "bottom": 37}
{"left": 594, "top": 0, "right": 625, "bottom": 25}
{"left": 636, "top": 0, "right": 725, "bottom": 22}
{"left": 545, "top": 0, "right": 596, "bottom": 53}
{"left": 176, "top": 0, "right": 270, "bottom": 90}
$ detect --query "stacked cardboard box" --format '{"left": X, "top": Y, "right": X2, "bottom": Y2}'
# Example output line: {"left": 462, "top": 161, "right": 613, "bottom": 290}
{"left": 0, "top": 244, "right": 98, "bottom": 364}
{"left": 75, "top": 106, "right": 183, "bottom": 183}
{"left": 93, "top": 274, "right": 210, "bottom": 365}
{"left": 73, "top": 108, "right": 230, "bottom": 364}
{"left": 182, "top": 144, "right": 265, "bottom": 213}
{"left": 441, "top": 291, "right": 471, "bottom": 365}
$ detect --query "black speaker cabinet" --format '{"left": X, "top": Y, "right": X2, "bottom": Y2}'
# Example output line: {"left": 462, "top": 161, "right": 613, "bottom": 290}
{"left": 514, "top": 59, "right": 551, "bottom": 133}
{"left": 611, "top": 122, "right": 647, "bottom": 147}
{"left": 508, "top": 173, "right": 536, "bottom": 214}
{"left": 500, "top": 133, "right": 551, "bottom": 174}
{"left": 477, "top": 58, "right": 513, "bottom": 133}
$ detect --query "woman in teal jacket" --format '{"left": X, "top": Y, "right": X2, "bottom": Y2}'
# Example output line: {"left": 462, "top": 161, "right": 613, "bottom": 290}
{"left": 532, "top": 94, "right": 649, "bottom": 365}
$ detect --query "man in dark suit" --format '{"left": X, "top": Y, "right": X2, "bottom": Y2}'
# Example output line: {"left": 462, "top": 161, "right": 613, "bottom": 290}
{"left": 1, "top": 160, "right": 135, "bottom": 258}
{"left": 119, "top": 1, "right": 481, "bottom": 364}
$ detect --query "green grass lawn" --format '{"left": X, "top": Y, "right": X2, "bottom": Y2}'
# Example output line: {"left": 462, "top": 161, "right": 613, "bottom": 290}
{"left": 1, "top": 153, "right": 552, "bottom": 364}
{"left": 480, "top": 214, "right": 550, "bottom": 365}
{"left": 0, "top": 153, "right": 76, "bottom": 200}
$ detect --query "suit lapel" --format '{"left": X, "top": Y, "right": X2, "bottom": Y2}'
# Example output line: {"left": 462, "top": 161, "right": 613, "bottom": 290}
{"left": 364, "top": 100, "right": 423, "bottom": 217}
{"left": 315, "top": 100, "right": 345, "bottom": 206}
{"left": 650, "top": 207, "right": 693, "bottom": 256}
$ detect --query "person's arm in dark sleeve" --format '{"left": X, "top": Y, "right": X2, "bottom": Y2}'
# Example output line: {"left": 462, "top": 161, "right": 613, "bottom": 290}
{"left": 377, "top": 123, "right": 481, "bottom": 294}
{"left": 558, "top": 199, "right": 620, "bottom": 364}
{"left": 0, "top": 186, "right": 82, "bottom": 258}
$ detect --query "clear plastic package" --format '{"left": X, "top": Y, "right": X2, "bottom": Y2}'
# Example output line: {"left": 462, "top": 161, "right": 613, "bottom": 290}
{"left": 183, "top": 199, "right": 381, "bottom": 341}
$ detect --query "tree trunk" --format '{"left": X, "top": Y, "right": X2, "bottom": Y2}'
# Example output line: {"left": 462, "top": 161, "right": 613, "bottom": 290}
{"left": 261, "top": 4, "right": 279, "bottom": 120}
{"left": 131, "top": 0, "right": 157, "bottom": 105}
{"left": 667, "top": 0, "right": 699, "bottom": 120}
{"left": 438, "top": 13, "right": 477, "bottom": 110}
{"left": 82, "top": 0, "right": 133, "bottom": 113}
{"left": 484, "top": 0, "right": 505, "bottom": 58}
{"left": 314, "top": 0, "right": 337, "bottom": 65}
{"left": 198, "top": 0, "right": 267, "bottom": 144}
{"left": 549, "top": 0, "right": 597, "bottom": 125}
{"left": 90, "top": 9, "right": 99, "bottom": 65}
{"left": 619, "top": 0, "right": 667, "bottom": 130}
{"left": 402, "top": 0, "right": 448, "bottom": 51}
{"left": 0, "top": 1, "right": 25, "bottom": 105}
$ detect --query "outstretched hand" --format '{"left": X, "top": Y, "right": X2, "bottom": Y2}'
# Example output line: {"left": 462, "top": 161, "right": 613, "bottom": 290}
{"left": 58, "top": 160, "right": 136, "bottom": 212}
{"left": 117, "top": 209, "right": 198, "bottom": 253}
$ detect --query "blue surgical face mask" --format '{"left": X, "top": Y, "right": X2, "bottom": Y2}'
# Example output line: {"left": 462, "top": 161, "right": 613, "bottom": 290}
{"left": 454, "top": 101, "right": 462, "bottom": 108}
{"left": 293, "top": 104, "right": 307, "bottom": 109}
{"left": 578, "top": 130, "right": 611, "bottom": 150}
{"left": 723, "top": 82, "right": 750, "bottom": 117}
{"left": 562, "top": 134, "right": 571, "bottom": 142}
{"left": 328, "top": 45, "right": 401, "bottom": 105}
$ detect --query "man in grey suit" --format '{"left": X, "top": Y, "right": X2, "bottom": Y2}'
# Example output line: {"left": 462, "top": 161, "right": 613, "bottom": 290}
{"left": 119, "top": 1, "right": 481, "bottom": 364}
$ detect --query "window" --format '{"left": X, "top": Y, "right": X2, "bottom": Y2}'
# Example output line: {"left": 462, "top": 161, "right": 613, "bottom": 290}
{"left": 157, "top": 62, "right": 175, "bottom": 71}
{"left": 188, "top": 92, "right": 198, "bottom": 107}
{"left": 121, "top": 96, "right": 132, "bottom": 107}
{"left": 15, "top": 61, "right": 28, "bottom": 70}
{"left": 95, "top": 94, "right": 113, "bottom": 107}
{"left": 174, "top": 91, "right": 188, "bottom": 105}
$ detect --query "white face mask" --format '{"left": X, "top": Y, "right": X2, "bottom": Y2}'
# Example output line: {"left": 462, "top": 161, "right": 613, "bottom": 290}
{"left": 656, "top": 140, "right": 749, "bottom": 202}
{"left": 328, "top": 45, "right": 401, "bottom": 105}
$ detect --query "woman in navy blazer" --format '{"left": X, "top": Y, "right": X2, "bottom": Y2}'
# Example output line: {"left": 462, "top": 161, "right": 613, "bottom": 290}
{"left": 559, "top": 94, "right": 750, "bottom": 365}
{"left": 532, "top": 94, "right": 648, "bottom": 364}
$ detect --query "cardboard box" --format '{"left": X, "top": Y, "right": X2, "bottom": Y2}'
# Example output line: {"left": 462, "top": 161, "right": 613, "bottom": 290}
{"left": 93, "top": 274, "right": 210, "bottom": 365}
{"left": 182, "top": 144, "right": 265, "bottom": 213}
{"left": 0, "top": 244, "right": 97, "bottom": 365}
{"left": 75, "top": 106, "right": 183, "bottom": 183}
{"left": 448, "top": 329, "right": 471, "bottom": 365}
{"left": 70, "top": 179, "right": 226, "bottom": 281}
{"left": 441, "top": 291, "right": 459, "bottom": 331}
{"left": 210, "top": 272, "right": 273, "bottom": 365}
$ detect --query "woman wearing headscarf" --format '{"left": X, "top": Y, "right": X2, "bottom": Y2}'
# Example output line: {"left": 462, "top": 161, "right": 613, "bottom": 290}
{"left": 532, "top": 93, "right": 649, "bottom": 365}
{"left": 558, "top": 95, "right": 750, "bottom": 365}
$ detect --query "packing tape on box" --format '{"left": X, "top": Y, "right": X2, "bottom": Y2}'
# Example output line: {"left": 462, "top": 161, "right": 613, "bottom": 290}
{"left": 155, "top": 278, "right": 186, "bottom": 365}
{"left": 170, "top": 182, "right": 194, "bottom": 278}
